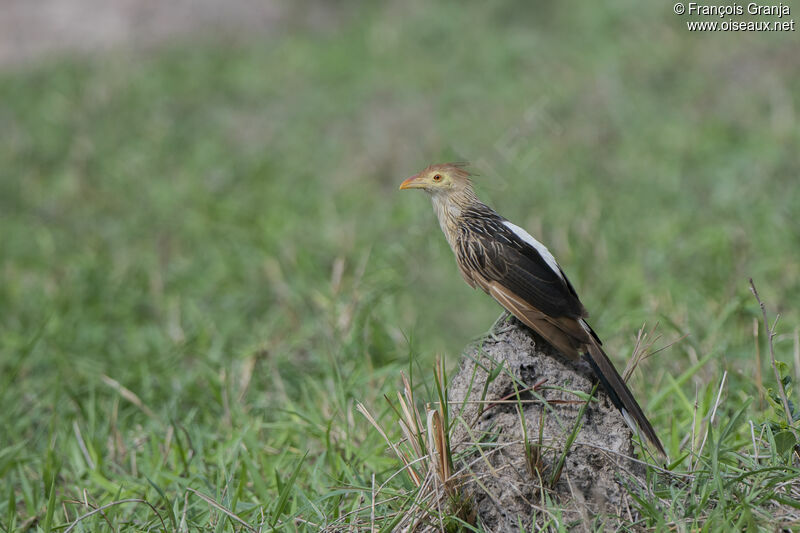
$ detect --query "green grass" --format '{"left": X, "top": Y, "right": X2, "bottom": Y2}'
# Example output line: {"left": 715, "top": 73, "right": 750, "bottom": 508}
{"left": 1, "top": 1, "right": 799, "bottom": 530}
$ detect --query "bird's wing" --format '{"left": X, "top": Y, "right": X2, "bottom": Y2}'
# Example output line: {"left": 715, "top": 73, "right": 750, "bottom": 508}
{"left": 484, "top": 279, "right": 585, "bottom": 359}
{"left": 457, "top": 210, "right": 587, "bottom": 320}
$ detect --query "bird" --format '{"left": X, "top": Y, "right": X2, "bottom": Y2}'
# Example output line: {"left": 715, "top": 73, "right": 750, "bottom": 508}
{"left": 399, "top": 162, "right": 666, "bottom": 457}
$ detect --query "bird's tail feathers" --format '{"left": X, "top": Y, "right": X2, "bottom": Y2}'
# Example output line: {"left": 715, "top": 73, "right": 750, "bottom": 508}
{"left": 583, "top": 339, "right": 667, "bottom": 459}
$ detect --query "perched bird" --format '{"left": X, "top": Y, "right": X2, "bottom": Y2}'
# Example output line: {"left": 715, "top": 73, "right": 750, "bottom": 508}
{"left": 400, "top": 162, "right": 666, "bottom": 457}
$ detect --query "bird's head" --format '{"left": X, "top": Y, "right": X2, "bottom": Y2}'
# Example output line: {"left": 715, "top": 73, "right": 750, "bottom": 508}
{"left": 399, "top": 163, "right": 473, "bottom": 196}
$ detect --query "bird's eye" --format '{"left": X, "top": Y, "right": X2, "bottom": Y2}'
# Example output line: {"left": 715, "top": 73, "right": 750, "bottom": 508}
{"left": 432, "top": 174, "right": 442, "bottom": 182}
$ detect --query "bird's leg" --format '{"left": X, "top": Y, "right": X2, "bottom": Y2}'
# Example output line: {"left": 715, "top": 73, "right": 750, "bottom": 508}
{"left": 489, "top": 310, "right": 514, "bottom": 340}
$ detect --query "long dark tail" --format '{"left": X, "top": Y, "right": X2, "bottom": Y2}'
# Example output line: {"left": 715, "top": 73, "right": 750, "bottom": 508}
{"left": 583, "top": 341, "right": 667, "bottom": 458}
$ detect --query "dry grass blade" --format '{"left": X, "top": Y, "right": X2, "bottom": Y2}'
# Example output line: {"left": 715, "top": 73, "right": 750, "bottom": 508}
{"left": 623, "top": 322, "right": 660, "bottom": 382}
{"left": 749, "top": 278, "right": 799, "bottom": 442}
{"left": 356, "top": 402, "right": 422, "bottom": 487}
{"left": 187, "top": 487, "right": 256, "bottom": 532}
{"left": 753, "top": 317, "right": 765, "bottom": 409}
{"left": 623, "top": 322, "right": 687, "bottom": 383}
{"left": 356, "top": 366, "right": 474, "bottom": 531}
{"left": 394, "top": 373, "right": 427, "bottom": 462}
{"left": 64, "top": 499, "right": 166, "bottom": 533}
{"left": 370, "top": 473, "right": 376, "bottom": 532}
{"left": 476, "top": 380, "right": 546, "bottom": 423}
{"left": 696, "top": 371, "right": 727, "bottom": 465}
{"left": 72, "top": 421, "right": 95, "bottom": 470}
{"left": 428, "top": 409, "right": 452, "bottom": 492}
{"left": 101, "top": 374, "right": 158, "bottom": 419}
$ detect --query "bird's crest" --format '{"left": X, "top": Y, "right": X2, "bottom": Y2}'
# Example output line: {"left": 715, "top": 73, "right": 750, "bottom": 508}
{"left": 425, "top": 162, "right": 472, "bottom": 182}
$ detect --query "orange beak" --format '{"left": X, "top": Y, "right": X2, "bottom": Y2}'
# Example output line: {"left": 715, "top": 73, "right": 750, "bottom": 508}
{"left": 399, "top": 173, "right": 423, "bottom": 190}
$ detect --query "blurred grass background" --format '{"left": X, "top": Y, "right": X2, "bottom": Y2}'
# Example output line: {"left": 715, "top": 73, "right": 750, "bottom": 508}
{"left": 1, "top": 0, "right": 798, "bottom": 530}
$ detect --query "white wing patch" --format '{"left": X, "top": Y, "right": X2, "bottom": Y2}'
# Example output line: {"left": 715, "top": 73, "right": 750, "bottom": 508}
{"left": 502, "top": 221, "right": 564, "bottom": 281}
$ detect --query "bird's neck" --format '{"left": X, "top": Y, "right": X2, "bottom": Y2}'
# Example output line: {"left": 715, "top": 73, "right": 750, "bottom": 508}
{"left": 430, "top": 189, "right": 480, "bottom": 250}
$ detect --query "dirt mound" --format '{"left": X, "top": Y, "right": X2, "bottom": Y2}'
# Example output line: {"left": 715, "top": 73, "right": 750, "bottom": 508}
{"left": 447, "top": 316, "right": 648, "bottom": 531}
